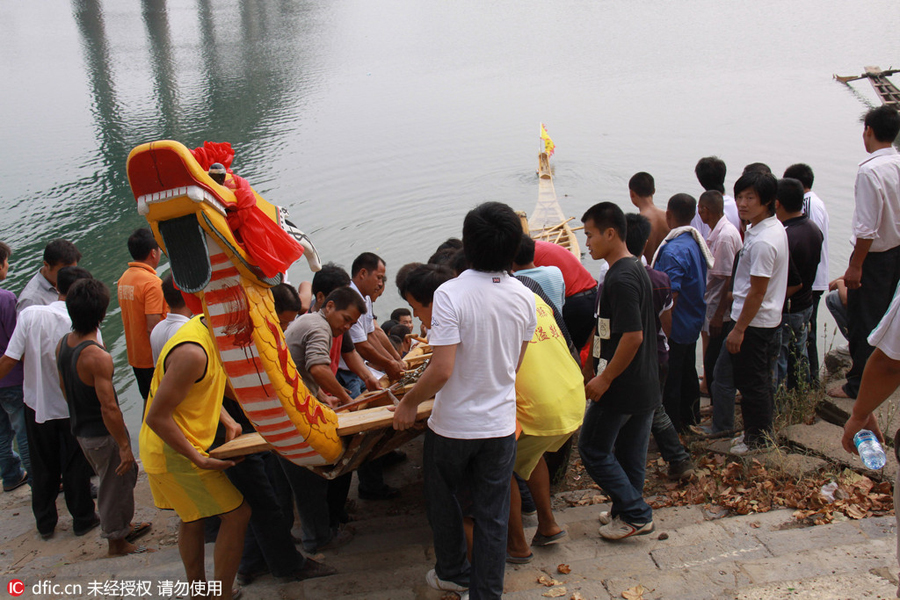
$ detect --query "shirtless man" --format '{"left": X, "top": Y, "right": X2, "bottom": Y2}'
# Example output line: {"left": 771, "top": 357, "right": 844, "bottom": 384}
{"left": 629, "top": 172, "right": 669, "bottom": 262}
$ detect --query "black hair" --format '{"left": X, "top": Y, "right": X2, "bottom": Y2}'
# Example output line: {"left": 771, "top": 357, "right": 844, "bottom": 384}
{"left": 864, "top": 105, "right": 900, "bottom": 143}
{"left": 667, "top": 193, "right": 697, "bottom": 226}
{"left": 742, "top": 162, "right": 772, "bottom": 176}
{"left": 513, "top": 233, "right": 536, "bottom": 266}
{"left": 161, "top": 273, "right": 185, "bottom": 310}
{"left": 323, "top": 286, "right": 367, "bottom": 314}
{"left": 127, "top": 228, "right": 158, "bottom": 261}
{"left": 450, "top": 249, "right": 469, "bottom": 276}
{"left": 390, "top": 307, "right": 411, "bottom": 321}
{"left": 624, "top": 213, "right": 652, "bottom": 257}
{"left": 401, "top": 264, "right": 454, "bottom": 306}
{"left": 694, "top": 156, "right": 727, "bottom": 193}
{"left": 312, "top": 263, "right": 351, "bottom": 298}
{"left": 628, "top": 172, "right": 655, "bottom": 197}
{"left": 272, "top": 283, "right": 302, "bottom": 314}
{"left": 380, "top": 319, "right": 398, "bottom": 335}
{"left": 43, "top": 239, "right": 81, "bottom": 268}
{"left": 462, "top": 202, "right": 522, "bottom": 272}
{"left": 581, "top": 202, "right": 626, "bottom": 240}
{"left": 698, "top": 190, "right": 724, "bottom": 216}
{"left": 56, "top": 266, "right": 93, "bottom": 296}
{"left": 66, "top": 278, "right": 110, "bottom": 335}
{"left": 389, "top": 324, "right": 411, "bottom": 349}
{"left": 435, "top": 238, "right": 463, "bottom": 253}
{"left": 427, "top": 248, "right": 457, "bottom": 267}
{"left": 783, "top": 163, "right": 814, "bottom": 190}
{"left": 0, "top": 242, "right": 10, "bottom": 265}
{"left": 776, "top": 178, "right": 806, "bottom": 213}
{"left": 351, "top": 252, "right": 384, "bottom": 277}
{"left": 395, "top": 262, "right": 425, "bottom": 297}
{"left": 734, "top": 170, "right": 778, "bottom": 215}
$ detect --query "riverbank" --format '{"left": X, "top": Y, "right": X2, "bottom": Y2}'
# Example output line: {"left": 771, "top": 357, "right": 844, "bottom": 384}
{"left": 2, "top": 374, "right": 897, "bottom": 600}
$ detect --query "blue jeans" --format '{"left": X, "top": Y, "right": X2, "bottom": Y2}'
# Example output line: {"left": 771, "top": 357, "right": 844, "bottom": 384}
{"left": 711, "top": 322, "right": 737, "bottom": 433}
{"left": 336, "top": 370, "right": 367, "bottom": 398}
{"left": 776, "top": 306, "right": 813, "bottom": 390}
{"left": 578, "top": 402, "right": 654, "bottom": 524}
{"left": 423, "top": 429, "right": 516, "bottom": 600}
{"left": 0, "top": 385, "right": 29, "bottom": 486}
{"left": 826, "top": 290, "right": 849, "bottom": 341}
{"left": 651, "top": 363, "right": 690, "bottom": 465}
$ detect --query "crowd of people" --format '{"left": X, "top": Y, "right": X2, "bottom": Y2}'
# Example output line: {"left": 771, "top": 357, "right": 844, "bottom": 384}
{"left": 0, "top": 104, "right": 898, "bottom": 599}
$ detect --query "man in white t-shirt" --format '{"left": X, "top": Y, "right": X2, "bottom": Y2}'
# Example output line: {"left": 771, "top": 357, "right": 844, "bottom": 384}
{"left": 836, "top": 106, "right": 900, "bottom": 400}
{"left": 149, "top": 274, "right": 192, "bottom": 364}
{"left": 393, "top": 202, "right": 536, "bottom": 600}
{"left": 0, "top": 267, "right": 98, "bottom": 539}
{"left": 783, "top": 163, "right": 830, "bottom": 383}
{"left": 722, "top": 172, "right": 789, "bottom": 452}
{"left": 841, "top": 278, "right": 900, "bottom": 599}
{"left": 696, "top": 190, "right": 743, "bottom": 437}
{"left": 693, "top": 156, "right": 742, "bottom": 238}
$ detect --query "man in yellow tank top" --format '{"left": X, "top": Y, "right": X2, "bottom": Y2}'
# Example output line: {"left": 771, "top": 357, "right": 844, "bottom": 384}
{"left": 140, "top": 316, "right": 249, "bottom": 600}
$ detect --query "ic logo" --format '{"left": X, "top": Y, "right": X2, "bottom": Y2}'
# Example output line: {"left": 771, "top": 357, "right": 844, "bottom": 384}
{"left": 7, "top": 579, "right": 24, "bottom": 596}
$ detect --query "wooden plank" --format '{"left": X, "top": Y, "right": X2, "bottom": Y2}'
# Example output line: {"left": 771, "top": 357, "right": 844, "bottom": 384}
{"left": 337, "top": 399, "right": 434, "bottom": 436}
{"left": 209, "top": 399, "right": 435, "bottom": 459}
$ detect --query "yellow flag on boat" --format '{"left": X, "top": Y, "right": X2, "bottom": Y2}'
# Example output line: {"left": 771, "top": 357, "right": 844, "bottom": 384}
{"left": 540, "top": 123, "right": 555, "bottom": 157}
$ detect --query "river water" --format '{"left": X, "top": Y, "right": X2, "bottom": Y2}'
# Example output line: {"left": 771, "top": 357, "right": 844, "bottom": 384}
{"left": 1, "top": 0, "right": 899, "bottom": 434}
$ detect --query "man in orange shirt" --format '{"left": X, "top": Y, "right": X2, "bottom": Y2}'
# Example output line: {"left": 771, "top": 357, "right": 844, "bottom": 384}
{"left": 117, "top": 229, "right": 166, "bottom": 403}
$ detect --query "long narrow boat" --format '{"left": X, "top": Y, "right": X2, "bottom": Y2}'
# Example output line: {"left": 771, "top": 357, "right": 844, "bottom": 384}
{"left": 834, "top": 66, "right": 900, "bottom": 109}
{"left": 520, "top": 150, "right": 582, "bottom": 258}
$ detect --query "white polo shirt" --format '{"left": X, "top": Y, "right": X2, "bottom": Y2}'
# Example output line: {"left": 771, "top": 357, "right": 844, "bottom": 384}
{"left": 804, "top": 190, "right": 830, "bottom": 292}
{"left": 427, "top": 270, "right": 536, "bottom": 439}
{"left": 5, "top": 301, "right": 103, "bottom": 423}
{"left": 869, "top": 279, "right": 900, "bottom": 360}
{"left": 851, "top": 147, "right": 900, "bottom": 253}
{"left": 150, "top": 312, "right": 191, "bottom": 364}
{"left": 730, "top": 216, "right": 789, "bottom": 329}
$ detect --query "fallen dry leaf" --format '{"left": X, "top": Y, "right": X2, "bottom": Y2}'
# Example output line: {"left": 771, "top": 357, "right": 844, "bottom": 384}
{"left": 622, "top": 584, "right": 646, "bottom": 599}
{"left": 543, "top": 587, "right": 567, "bottom": 598}
{"left": 538, "top": 575, "right": 563, "bottom": 587}
{"left": 570, "top": 594, "right": 586, "bottom": 600}
{"left": 557, "top": 564, "right": 572, "bottom": 574}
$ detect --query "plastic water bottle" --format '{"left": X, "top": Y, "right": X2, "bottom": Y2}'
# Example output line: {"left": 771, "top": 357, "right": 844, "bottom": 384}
{"left": 854, "top": 429, "right": 887, "bottom": 470}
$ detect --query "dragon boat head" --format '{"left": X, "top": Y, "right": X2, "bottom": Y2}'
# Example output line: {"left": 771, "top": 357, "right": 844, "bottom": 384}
{"left": 126, "top": 140, "right": 320, "bottom": 294}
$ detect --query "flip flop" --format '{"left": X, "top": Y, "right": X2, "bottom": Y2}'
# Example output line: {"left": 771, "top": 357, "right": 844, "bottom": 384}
{"left": 125, "top": 522, "right": 152, "bottom": 543}
{"left": 505, "top": 552, "right": 534, "bottom": 564}
{"left": 531, "top": 530, "right": 568, "bottom": 546}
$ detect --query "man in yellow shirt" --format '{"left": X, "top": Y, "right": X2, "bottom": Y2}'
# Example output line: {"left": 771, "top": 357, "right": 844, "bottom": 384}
{"left": 117, "top": 229, "right": 166, "bottom": 403}
{"left": 140, "top": 316, "right": 249, "bottom": 600}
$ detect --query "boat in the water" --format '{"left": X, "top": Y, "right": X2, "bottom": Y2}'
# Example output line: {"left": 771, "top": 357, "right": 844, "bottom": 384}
{"left": 834, "top": 66, "right": 900, "bottom": 109}
{"left": 519, "top": 129, "right": 582, "bottom": 258}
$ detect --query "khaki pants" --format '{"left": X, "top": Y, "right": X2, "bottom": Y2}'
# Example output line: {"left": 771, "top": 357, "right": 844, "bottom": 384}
{"left": 78, "top": 435, "right": 137, "bottom": 540}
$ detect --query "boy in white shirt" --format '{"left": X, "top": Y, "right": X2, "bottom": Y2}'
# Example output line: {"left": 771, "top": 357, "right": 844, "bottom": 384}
{"left": 724, "top": 171, "right": 789, "bottom": 452}
{"left": 393, "top": 202, "right": 536, "bottom": 600}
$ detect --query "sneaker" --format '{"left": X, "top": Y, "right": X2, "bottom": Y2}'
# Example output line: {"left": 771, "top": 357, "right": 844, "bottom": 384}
{"left": 730, "top": 441, "right": 751, "bottom": 455}
{"left": 730, "top": 433, "right": 745, "bottom": 447}
{"left": 667, "top": 458, "right": 695, "bottom": 480}
{"left": 74, "top": 516, "right": 101, "bottom": 537}
{"left": 426, "top": 569, "right": 468, "bottom": 592}
{"left": 598, "top": 510, "right": 612, "bottom": 525}
{"left": 599, "top": 515, "right": 654, "bottom": 540}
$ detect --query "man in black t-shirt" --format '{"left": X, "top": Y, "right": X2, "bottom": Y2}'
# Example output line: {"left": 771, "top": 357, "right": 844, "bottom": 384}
{"left": 578, "top": 202, "right": 659, "bottom": 541}
{"left": 775, "top": 178, "right": 823, "bottom": 390}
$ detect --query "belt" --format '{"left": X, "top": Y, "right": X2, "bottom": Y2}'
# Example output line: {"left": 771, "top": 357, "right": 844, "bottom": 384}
{"left": 568, "top": 288, "right": 595, "bottom": 300}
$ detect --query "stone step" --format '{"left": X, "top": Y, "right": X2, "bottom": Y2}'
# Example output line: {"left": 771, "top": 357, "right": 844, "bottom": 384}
{"left": 779, "top": 419, "right": 897, "bottom": 483}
